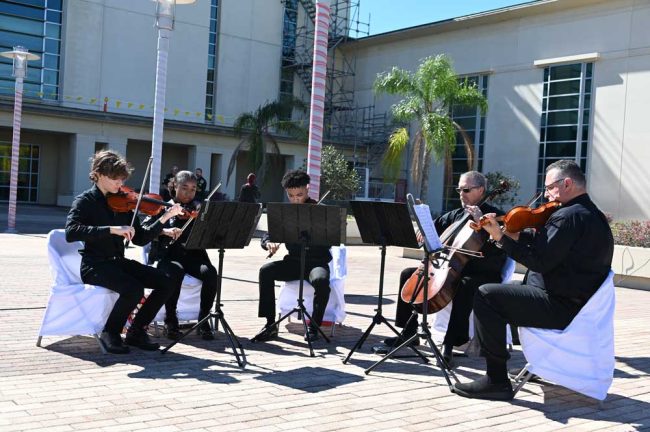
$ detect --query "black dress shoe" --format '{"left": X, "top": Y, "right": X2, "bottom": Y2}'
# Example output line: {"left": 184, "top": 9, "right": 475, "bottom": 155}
{"left": 198, "top": 321, "right": 214, "bottom": 341}
{"left": 442, "top": 343, "right": 454, "bottom": 366}
{"left": 453, "top": 376, "right": 514, "bottom": 401}
{"left": 99, "top": 331, "right": 130, "bottom": 354}
{"left": 252, "top": 324, "right": 278, "bottom": 342}
{"left": 125, "top": 327, "right": 160, "bottom": 351}
{"left": 164, "top": 316, "right": 181, "bottom": 340}
{"left": 383, "top": 334, "right": 419, "bottom": 347}
{"left": 304, "top": 325, "right": 319, "bottom": 342}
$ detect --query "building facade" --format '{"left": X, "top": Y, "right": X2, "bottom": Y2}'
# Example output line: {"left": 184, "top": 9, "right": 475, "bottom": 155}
{"left": 1, "top": 0, "right": 649, "bottom": 221}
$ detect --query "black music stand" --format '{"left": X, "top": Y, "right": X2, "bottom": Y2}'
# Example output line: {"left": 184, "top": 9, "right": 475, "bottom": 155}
{"left": 342, "top": 201, "right": 427, "bottom": 364}
{"left": 364, "top": 195, "right": 459, "bottom": 391}
{"left": 252, "top": 203, "right": 346, "bottom": 357}
{"left": 160, "top": 201, "right": 262, "bottom": 368}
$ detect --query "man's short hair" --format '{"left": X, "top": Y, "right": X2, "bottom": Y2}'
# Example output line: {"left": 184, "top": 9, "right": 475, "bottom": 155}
{"left": 175, "top": 170, "right": 197, "bottom": 186}
{"left": 460, "top": 171, "right": 487, "bottom": 189}
{"left": 281, "top": 169, "right": 310, "bottom": 189}
{"left": 89, "top": 150, "right": 132, "bottom": 183}
{"left": 546, "top": 160, "right": 586, "bottom": 188}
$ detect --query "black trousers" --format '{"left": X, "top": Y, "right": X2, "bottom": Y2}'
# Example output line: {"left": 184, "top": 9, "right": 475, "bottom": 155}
{"left": 81, "top": 257, "right": 175, "bottom": 335}
{"left": 473, "top": 281, "right": 582, "bottom": 363}
{"left": 395, "top": 267, "right": 501, "bottom": 346}
{"left": 156, "top": 250, "right": 218, "bottom": 322}
{"left": 258, "top": 257, "right": 330, "bottom": 326}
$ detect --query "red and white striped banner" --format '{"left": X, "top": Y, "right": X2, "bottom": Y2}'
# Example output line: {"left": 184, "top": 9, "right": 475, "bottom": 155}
{"left": 306, "top": 0, "right": 330, "bottom": 201}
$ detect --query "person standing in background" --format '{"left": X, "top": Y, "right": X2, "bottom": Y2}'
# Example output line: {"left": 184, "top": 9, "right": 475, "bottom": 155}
{"left": 239, "top": 173, "right": 261, "bottom": 203}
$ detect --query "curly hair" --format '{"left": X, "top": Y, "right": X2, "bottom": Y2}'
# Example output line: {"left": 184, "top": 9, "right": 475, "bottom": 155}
{"left": 281, "top": 169, "right": 310, "bottom": 189}
{"left": 88, "top": 150, "right": 132, "bottom": 183}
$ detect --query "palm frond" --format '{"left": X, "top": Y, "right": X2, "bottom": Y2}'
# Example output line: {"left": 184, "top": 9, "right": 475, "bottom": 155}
{"left": 421, "top": 113, "right": 456, "bottom": 161}
{"left": 382, "top": 127, "right": 410, "bottom": 181}
{"left": 453, "top": 120, "right": 475, "bottom": 171}
{"left": 225, "top": 139, "right": 252, "bottom": 185}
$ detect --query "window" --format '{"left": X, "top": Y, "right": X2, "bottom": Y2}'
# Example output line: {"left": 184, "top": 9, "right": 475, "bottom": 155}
{"left": 279, "top": 0, "right": 298, "bottom": 107}
{"left": 204, "top": 0, "right": 218, "bottom": 121}
{"left": 0, "top": 0, "right": 63, "bottom": 100}
{"left": 538, "top": 62, "right": 593, "bottom": 190}
{"left": 443, "top": 75, "right": 489, "bottom": 211}
{"left": 0, "top": 142, "right": 40, "bottom": 202}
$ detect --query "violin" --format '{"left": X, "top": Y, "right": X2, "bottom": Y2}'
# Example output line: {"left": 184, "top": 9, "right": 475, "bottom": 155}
{"left": 470, "top": 201, "right": 562, "bottom": 233}
{"left": 107, "top": 186, "right": 196, "bottom": 218}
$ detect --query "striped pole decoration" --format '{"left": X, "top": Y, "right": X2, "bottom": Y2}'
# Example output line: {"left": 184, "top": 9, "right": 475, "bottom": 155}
{"left": 6, "top": 75, "right": 24, "bottom": 232}
{"left": 306, "top": 0, "right": 331, "bottom": 201}
{"left": 148, "top": 28, "right": 170, "bottom": 194}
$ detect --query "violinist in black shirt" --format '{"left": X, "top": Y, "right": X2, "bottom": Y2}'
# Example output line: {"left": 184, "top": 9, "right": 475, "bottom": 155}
{"left": 453, "top": 160, "right": 614, "bottom": 401}
{"left": 253, "top": 170, "right": 332, "bottom": 343}
{"left": 145, "top": 170, "right": 218, "bottom": 341}
{"left": 374, "top": 171, "right": 506, "bottom": 364}
{"left": 65, "top": 150, "right": 184, "bottom": 354}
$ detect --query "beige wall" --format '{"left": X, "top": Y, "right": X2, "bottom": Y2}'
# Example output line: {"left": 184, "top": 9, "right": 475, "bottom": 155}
{"left": 348, "top": 0, "right": 650, "bottom": 219}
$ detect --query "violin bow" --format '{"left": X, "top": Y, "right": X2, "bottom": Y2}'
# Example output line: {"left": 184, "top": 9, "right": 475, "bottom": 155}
{"left": 205, "top": 181, "right": 222, "bottom": 201}
{"left": 316, "top": 189, "right": 331, "bottom": 205}
{"left": 169, "top": 182, "right": 221, "bottom": 245}
{"left": 125, "top": 156, "right": 153, "bottom": 247}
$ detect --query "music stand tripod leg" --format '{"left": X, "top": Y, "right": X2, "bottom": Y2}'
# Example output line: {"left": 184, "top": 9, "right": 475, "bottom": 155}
{"left": 343, "top": 243, "right": 404, "bottom": 364}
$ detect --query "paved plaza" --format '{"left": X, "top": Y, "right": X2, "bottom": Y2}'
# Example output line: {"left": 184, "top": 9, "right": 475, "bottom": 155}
{"left": 0, "top": 205, "right": 649, "bottom": 431}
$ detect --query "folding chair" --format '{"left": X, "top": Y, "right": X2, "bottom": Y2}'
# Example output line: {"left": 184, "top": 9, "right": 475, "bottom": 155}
{"left": 37, "top": 229, "right": 119, "bottom": 353}
{"left": 513, "top": 270, "right": 616, "bottom": 403}
{"left": 277, "top": 245, "right": 347, "bottom": 336}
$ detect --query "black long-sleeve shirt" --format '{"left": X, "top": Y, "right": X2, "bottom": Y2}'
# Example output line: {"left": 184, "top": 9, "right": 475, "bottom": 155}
{"left": 497, "top": 193, "right": 613, "bottom": 302}
{"left": 260, "top": 198, "right": 332, "bottom": 265}
{"left": 65, "top": 185, "right": 164, "bottom": 262}
{"left": 434, "top": 201, "right": 507, "bottom": 277}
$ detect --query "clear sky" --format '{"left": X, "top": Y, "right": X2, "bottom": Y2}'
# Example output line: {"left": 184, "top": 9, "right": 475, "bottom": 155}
{"left": 354, "top": 0, "right": 536, "bottom": 36}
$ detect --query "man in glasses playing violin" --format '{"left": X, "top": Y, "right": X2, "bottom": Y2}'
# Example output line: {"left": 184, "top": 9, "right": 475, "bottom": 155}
{"left": 144, "top": 170, "right": 218, "bottom": 340}
{"left": 65, "top": 150, "right": 185, "bottom": 354}
{"left": 374, "top": 171, "right": 507, "bottom": 365}
{"left": 453, "top": 160, "right": 614, "bottom": 401}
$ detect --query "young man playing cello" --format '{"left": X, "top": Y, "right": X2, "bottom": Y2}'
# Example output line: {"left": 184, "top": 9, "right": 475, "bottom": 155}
{"left": 253, "top": 169, "right": 331, "bottom": 343}
{"left": 65, "top": 150, "right": 184, "bottom": 354}
{"left": 374, "top": 171, "right": 507, "bottom": 365}
{"left": 453, "top": 160, "right": 613, "bottom": 401}
{"left": 145, "top": 170, "right": 218, "bottom": 341}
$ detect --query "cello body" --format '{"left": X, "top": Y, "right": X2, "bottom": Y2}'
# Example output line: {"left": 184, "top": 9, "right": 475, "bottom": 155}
{"left": 401, "top": 220, "right": 488, "bottom": 313}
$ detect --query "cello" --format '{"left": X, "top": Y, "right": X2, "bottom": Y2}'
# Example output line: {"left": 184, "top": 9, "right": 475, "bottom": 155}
{"left": 400, "top": 181, "right": 509, "bottom": 313}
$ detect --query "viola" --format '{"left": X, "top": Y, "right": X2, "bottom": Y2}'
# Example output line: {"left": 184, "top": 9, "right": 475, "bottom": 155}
{"left": 470, "top": 201, "right": 562, "bottom": 233}
{"left": 400, "top": 181, "right": 510, "bottom": 313}
{"left": 106, "top": 186, "right": 172, "bottom": 216}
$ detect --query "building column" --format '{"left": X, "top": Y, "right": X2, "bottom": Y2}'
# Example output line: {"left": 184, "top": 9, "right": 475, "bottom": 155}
{"left": 107, "top": 136, "right": 127, "bottom": 156}
{"left": 58, "top": 133, "right": 96, "bottom": 206}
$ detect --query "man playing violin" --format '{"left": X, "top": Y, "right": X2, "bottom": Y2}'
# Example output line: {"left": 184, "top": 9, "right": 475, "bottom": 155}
{"left": 375, "top": 171, "right": 507, "bottom": 364}
{"left": 144, "top": 170, "right": 218, "bottom": 340}
{"left": 453, "top": 160, "right": 614, "bottom": 401}
{"left": 253, "top": 169, "right": 332, "bottom": 343}
{"left": 65, "top": 150, "right": 185, "bottom": 354}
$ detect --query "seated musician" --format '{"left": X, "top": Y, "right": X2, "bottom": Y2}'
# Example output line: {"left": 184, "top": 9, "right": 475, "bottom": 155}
{"left": 374, "top": 171, "right": 507, "bottom": 365}
{"left": 145, "top": 170, "right": 218, "bottom": 341}
{"left": 253, "top": 169, "right": 331, "bottom": 343}
{"left": 453, "top": 160, "right": 614, "bottom": 401}
{"left": 65, "top": 150, "right": 184, "bottom": 354}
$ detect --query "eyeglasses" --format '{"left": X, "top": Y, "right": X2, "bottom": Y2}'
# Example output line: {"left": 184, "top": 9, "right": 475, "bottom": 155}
{"left": 544, "top": 178, "right": 566, "bottom": 192}
{"left": 455, "top": 186, "right": 480, "bottom": 194}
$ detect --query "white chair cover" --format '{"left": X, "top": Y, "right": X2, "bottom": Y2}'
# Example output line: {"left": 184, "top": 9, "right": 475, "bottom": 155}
{"left": 277, "top": 245, "right": 347, "bottom": 324}
{"left": 432, "top": 258, "right": 516, "bottom": 343}
{"left": 518, "top": 270, "right": 615, "bottom": 400}
{"left": 38, "top": 229, "right": 119, "bottom": 338}
{"left": 140, "top": 244, "right": 204, "bottom": 323}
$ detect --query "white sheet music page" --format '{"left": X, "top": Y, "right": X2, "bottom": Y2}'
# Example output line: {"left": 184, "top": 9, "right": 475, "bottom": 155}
{"left": 413, "top": 203, "right": 443, "bottom": 252}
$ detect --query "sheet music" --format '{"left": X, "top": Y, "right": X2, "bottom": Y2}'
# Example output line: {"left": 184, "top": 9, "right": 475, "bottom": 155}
{"left": 412, "top": 203, "right": 443, "bottom": 252}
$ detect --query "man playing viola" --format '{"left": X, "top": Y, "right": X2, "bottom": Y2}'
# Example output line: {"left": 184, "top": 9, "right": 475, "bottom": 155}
{"left": 65, "top": 150, "right": 184, "bottom": 354}
{"left": 453, "top": 160, "right": 614, "bottom": 401}
{"left": 374, "top": 171, "right": 507, "bottom": 365}
{"left": 145, "top": 170, "right": 218, "bottom": 340}
{"left": 253, "top": 169, "right": 331, "bottom": 343}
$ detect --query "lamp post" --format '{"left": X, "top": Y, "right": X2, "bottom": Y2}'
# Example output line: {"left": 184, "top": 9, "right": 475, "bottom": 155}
{"left": 149, "top": 0, "right": 195, "bottom": 194}
{"left": 1, "top": 46, "right": 40, "bottom": 233}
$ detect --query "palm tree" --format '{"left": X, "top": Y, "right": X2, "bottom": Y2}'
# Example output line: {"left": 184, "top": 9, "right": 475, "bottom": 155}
{"left": 227, "top": 98, "right": 307, "bottom": 187}
{"left": 374, "top": 54, "right": 488, "bottom": 200}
